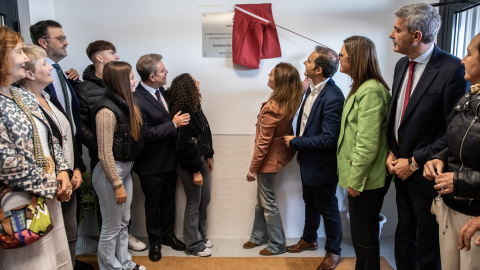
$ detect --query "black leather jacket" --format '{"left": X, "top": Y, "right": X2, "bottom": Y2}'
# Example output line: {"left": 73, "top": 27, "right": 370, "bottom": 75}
{"left": 432, "top": 91, "right": 480, "bottom": 216}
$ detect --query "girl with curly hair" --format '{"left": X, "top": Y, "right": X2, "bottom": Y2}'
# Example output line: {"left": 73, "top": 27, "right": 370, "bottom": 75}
{"left": 166, "top": 73, "right": 214, "bottom": 257}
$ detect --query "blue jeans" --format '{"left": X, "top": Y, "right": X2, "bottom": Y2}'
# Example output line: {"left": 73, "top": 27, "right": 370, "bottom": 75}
{"left": 177, "top": 160, "right": 211, "bottom": 253}
{"left": 249, "top": 172, "right": 286, "bottom": 254}
{"left": 93, "top": 161, "right": 136, "bottom": 270}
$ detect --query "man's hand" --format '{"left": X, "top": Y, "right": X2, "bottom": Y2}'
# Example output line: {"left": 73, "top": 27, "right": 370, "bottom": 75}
{"left": 65, "top": 68, "right": 80, "bottom": 81}
{"left": 386, "top": 150, "right": 397, "bottom": 174}
{"left": 71, "top": 168, "right": 83, "bottom": 190}
{"left": 347, "top": 187, "right": 360, "bottom": 197}
{"left": 391, "top": 158, "right": 414, "bottom": 180}
{"left": 173, "top": 111, "right": 190, "bottom": 128}
{"left": 284, "top": 135, "right": 295, "bottom": 147}
{"left": 56, "top": 171, "right": 72, "bottom": 202}
{"left": 193, "top": 171, "right": 203, "bottom": 186}
{"left": 458, "top": 216, "right": 480, "bottom": 251}
{"left": 434, "top": 172, "right": 454, "bottom": 195}
{"left": 424, "top": 159, "right": 444, "bottom": 180}
{"left": 206, "top": 158, "right": 213, "bottom": 173}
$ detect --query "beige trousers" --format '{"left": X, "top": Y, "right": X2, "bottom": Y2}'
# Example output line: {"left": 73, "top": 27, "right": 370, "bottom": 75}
{"left": 438, "top": 199, "right": 480, "bottom": 270}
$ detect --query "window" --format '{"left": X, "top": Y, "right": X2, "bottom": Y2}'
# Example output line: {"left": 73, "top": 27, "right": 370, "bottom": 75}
{"left": 451, "top": 4, "right": 480, "bottom": 58}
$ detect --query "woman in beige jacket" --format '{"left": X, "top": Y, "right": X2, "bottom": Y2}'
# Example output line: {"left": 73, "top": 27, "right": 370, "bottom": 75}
{"left": 243, "top": 62, "right": 303, "bottom": 255}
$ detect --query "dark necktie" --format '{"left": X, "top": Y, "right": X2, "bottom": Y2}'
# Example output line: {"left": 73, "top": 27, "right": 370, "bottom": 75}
{"left": 52, "top": 63, "right": 73, "bottom": 124}
{"left": 401, "top": 61, "right": 417, "bottom": 120}
{"left": 155, "top": 89, "right": 165, "bottom": 108}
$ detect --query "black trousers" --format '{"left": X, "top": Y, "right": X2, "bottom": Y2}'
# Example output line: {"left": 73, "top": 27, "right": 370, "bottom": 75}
{"left": 348, "top": 179, "right": 390, "bottom": 270}
{"left": 139, "top": 170, "right": 177, "bottom": 247}
{"left": 302, "top": 181, "right": 342, "bottom": 255}
{"left": 394, "top": 178, "right": 441, "bottom": 270}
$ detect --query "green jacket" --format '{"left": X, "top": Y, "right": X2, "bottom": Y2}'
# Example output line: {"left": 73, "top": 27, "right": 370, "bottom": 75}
{"left": 337, "top": 79, "right": 391, "bottom": 191}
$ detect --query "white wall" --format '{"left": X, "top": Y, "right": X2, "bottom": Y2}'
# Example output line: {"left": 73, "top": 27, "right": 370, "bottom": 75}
{"left": 20, "top": 0, "right": 437, "bottom": 239}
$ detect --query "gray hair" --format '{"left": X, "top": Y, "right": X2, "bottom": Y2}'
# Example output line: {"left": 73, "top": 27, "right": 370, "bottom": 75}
{"left": 136, "top": 53, "right": 163, "bottom": 81}
{"left": 395, "top": 3, "right": 441, "bottom": 44}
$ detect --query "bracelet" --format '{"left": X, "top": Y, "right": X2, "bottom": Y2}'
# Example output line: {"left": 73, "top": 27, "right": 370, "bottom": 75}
{"left": 113, "top": 185, "right": 123, "bottom": 190}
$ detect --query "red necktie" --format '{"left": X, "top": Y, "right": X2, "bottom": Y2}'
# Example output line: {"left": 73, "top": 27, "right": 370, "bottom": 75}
{"left": 401, "top": 61, "right": 417, "bottom": 119}
{"left": 155, "top": 89, "right": 165, "bottom": 108}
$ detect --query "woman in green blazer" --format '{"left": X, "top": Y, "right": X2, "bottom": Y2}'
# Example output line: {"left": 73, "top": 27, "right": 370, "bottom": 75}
{"left": 336, "top": 36, "right": 391, "bottom": 270}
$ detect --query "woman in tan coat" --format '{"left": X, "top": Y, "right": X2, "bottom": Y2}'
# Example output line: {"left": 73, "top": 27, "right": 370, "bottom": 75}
{"left": 243, "top": 62, "right": 303, "bottom": 255}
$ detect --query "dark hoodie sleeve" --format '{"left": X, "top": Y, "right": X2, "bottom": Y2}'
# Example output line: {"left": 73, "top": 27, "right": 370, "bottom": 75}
{"left": 176, "top": 107, "right": 203, "bottom": 173}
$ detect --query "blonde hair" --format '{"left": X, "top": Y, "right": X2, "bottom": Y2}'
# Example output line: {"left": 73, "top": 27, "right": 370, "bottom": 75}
{"left": 17, "top": 44, "right": 46, "bottom": 85}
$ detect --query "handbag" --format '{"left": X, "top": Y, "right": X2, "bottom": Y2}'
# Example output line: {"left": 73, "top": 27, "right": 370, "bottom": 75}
{"left": 0, "top": 186, "right": 54, "bottom": 249}
{"left": 0, "top": 87, "right": 55, "bottom": 249}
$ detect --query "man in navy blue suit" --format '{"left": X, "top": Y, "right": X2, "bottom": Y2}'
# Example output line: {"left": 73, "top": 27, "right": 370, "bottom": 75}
{"left": 385, "top": 3, "right": 468, "bottom": 270}
{"left": 30, "top": 20, "right": 91, "bottom": 270}
{"left": 284, "top": 46, "right": 345, "bottom": 270}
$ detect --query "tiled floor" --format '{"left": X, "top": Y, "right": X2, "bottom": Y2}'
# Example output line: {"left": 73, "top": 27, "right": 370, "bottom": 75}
{"left": 125, "top": 237, "right": 396, "bottom": 269}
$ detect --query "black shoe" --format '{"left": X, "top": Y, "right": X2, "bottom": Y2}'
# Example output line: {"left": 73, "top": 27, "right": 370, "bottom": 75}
{"left": 148, "top": 245, "right": 162, "bottom": 262}
{"left": 162, "top": 235, "right": 186, "bottom": 251}
{"left": 74, "top": 259, "right": 94, "bottom": 270}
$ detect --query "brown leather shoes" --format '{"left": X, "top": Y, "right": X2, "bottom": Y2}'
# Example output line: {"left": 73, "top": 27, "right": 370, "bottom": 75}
{"left": 259, "top": 248, "right": 275, "bottom": 256}
{"left": 286, "top": 238, "right": 318, "bottom": 253}
{"left": 243, "top": 241, "right": 259, "bottom": 249}
{"left": 317, "top": 253, "right": 341, "bottom": 270}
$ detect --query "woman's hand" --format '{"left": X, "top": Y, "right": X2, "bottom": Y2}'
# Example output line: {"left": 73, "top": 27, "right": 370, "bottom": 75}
{"left": 115, "top": 186, "right": 127, "bottom": 204}
{"left": 56, "top": 170, "right": 72, "bottom": 202}
{"left": 71, "top": 168, "right": 83, "bottom": 190}
{"left": 434, "top": 172, "right": 454, "bottom": 194}
{"left": 207, "top": 158, "right": 214, "bottom": 173}
{"left": 193, "top": 171, "right": 203, "bottom": 186}
{"left": 424, "top": 159, "right": 444, "bottom": 180}
{"left": 347, "top": 186, "right": 360, "bottom": 197}
{"left": 246, "top": 172, "right": 256, "bottom": 182}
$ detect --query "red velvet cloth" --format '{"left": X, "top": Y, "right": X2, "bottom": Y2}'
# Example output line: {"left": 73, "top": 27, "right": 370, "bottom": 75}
{"left": 232, "top": 3, "right": 282, "bottom": 69}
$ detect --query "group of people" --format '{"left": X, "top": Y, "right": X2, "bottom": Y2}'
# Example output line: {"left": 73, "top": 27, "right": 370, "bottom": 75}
{"left": 1, "top": 2, "right": 480, "bottom": 270}
{"left": 243, "top": 3, "right": 480, "bottom": 270}
{"left": 0, "top": 17, "right": 214, "bottom": 270}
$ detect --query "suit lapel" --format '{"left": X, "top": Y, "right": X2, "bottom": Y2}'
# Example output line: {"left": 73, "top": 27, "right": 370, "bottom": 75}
{"left": 296, "top": 87, "right": 311, "bottom": 135}
{"left": 138, "top": 84, "right": 171, "bottom": 119}
{"left": 337, "top": 93, "right": 355, "bottom": 151}
{"left": 304, "top": 80, "right": 333, "bottom": 133}
{"left": 400, "top": 45, "right": 440, "bottom": 125}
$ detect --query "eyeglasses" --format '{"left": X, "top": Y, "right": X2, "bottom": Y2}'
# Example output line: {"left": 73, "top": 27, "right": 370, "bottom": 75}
{"left": 43, "top": 35, "right": 67, "bottom": 44}
{"left": 338, "top": 53, "right": 348, "bottom": 60}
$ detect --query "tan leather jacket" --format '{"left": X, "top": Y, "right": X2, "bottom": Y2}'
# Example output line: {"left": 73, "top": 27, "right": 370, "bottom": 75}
{"left": 249, "top": 101, "right": 295, "bottom": 174}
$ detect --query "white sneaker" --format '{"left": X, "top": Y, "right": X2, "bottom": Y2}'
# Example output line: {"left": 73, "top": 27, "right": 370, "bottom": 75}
{"left": 204, "top": 240, "right": 213, "bottom": 248}
{"left": 128, "top": 233, "right": 147, "bottom": 251}
{"left": 195, "top": 247, "right": 212, "bottom": 257}
{"left": 133, "top": 265, "right": 146, "bottom": 270}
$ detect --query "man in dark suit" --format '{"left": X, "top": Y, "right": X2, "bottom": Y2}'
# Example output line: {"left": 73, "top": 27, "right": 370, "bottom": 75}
{"left": 284, "top": 46, "right": 344, "bottom": 270}
{"left": 30, "top": 20, "right": 82, "bottom": 153}
{"left": 134, "top": 54, "right": 190, "bottom": 262}
{"left": 386, "top": 3, "right": 468, "bottom": 270}
{"left": 30, "top": 20, "right": 93, "bottom": 270}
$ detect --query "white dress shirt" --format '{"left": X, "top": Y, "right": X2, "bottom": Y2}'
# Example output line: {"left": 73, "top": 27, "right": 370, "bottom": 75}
{"left": 394, "top": 44, "right": 434, "bottom": 142}
{"left": 140, "top": 81, "right": 169, "bottom": 113}
{"left": 300, "top": 78, "right": 330, "bottom": 136}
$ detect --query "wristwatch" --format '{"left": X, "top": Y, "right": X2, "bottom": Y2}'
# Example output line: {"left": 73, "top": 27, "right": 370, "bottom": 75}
{"left": 408, "top": 157, "right": 418, "bottom": 172}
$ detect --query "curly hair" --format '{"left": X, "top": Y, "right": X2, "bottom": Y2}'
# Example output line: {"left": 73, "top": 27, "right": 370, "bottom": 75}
{"left": 0, "top": 26, "right": 23, "bottom": 87}
{"left": 166, "top": 73, "right": 201, "bottom": 116}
